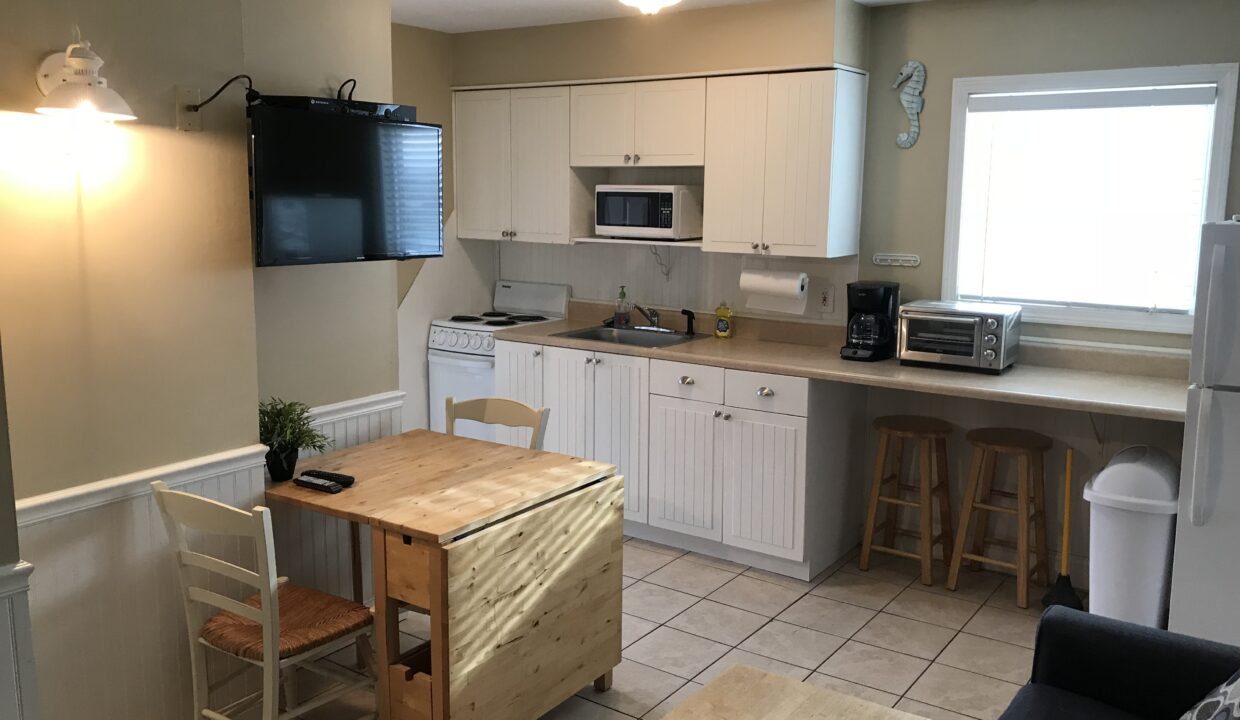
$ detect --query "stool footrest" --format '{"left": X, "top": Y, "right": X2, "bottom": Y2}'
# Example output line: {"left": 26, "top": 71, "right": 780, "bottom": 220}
{"left": 879, "top": 496, "right": 919, "bottom": 508}
{"left": 973, "top": 502, "right": 1017, "bottom": 515}
{"left": 990, "top": 489, "right": 1019, "bottom": 500}
{"left": 871, "top": 545, "right": 921, "bottom": 561}
{"left": 983, "top": 536, "right": 1017, "bottom": 550}
{"left": 962, "top": 552, "right": 1017, "bottom": 570}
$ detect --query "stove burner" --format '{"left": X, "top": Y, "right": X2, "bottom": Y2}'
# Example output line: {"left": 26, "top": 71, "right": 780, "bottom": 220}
{"left": 450, "top": 315, "right": 482, "bottom": 323}
{"left": 481, "top": 311, "right": 511, "bottom": 318}
{"left": 485, "top": 319, "right": 518, "bottom": 327}
{"left": 510, "top": 315, "right": 548, "bottom": 322}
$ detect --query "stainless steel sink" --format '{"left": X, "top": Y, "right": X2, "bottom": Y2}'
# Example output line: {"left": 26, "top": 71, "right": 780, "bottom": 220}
{"left": 555, "top": 326, "right": 697, "bottom": 348}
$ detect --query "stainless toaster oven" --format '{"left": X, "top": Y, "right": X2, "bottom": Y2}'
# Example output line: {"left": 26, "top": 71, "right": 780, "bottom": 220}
{"left": 898, "top": 300, "right": 1022, "bottom": 374}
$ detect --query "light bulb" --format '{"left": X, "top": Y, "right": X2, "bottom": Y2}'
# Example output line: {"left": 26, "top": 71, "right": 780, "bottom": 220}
{"left": 619, "top": 0, "right": 683, "bottom": 15}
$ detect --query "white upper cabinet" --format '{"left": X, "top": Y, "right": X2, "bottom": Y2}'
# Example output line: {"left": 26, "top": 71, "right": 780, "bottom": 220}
{"left": 703, "top": 69, "right": 867, "bottom": 258}
{"left": 571, "top": 79, "right": 706, "bottom": 167}
{"left": 455, "top": 87, "right": 571, "bottom": 243}
{"left": 454, "top": 90, "right": 511, "bottom": 241}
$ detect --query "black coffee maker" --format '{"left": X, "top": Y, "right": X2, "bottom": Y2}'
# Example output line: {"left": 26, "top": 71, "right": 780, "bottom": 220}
{"left": 840, "top": 281, "right": 900, "bottom": 361}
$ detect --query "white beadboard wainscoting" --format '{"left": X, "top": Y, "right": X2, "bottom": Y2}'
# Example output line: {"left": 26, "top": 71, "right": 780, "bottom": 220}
{"left": 0, "top": 562, "right": 38, "bottom": 720}
{"left": 13, "top": 390, "right": 403, "bottom": 720}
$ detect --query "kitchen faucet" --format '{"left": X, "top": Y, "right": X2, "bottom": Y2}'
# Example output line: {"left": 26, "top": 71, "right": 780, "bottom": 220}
{"left": 633, "top": 304, "right": 660, "bottom": 328}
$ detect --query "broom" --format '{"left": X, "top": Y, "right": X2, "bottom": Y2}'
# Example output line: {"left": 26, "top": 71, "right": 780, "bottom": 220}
{"left": 1042, "top": 447, "right": 1085, "bottom": 609}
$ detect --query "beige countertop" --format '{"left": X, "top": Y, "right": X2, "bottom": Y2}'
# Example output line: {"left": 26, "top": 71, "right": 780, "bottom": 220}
{"left": 495, "top": 317, "right": 1188, "bottom": 423}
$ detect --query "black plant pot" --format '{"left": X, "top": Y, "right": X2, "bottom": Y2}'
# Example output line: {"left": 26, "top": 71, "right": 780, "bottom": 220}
{"left": 265, "top": 447, "right": 299, "bottom": 482}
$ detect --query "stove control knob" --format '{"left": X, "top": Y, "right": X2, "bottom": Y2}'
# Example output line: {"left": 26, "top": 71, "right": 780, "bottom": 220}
{"left": 984, "top": 334, "right": 998, "bottom": 347}
{"left": 983, "top": 349, "right": 996, "bottom": 361}
{"left": 985, "top": 318, "right": 999, "bottom": 331}
{"left": 446, "top": 331, "right": 459, "bottom": 348}
{"left": 469, "top": 334, "right": 482, "bottom": 350}
{"left": 484, "top": 336, "right": 495, "bottom": 351}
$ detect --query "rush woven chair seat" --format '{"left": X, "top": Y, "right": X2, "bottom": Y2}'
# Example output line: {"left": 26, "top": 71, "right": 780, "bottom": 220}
{"left": 201, "top": 583, "right": 372, "bottom": 661}
{"left": 860, "top": 415, "right": 956, "bottom": 585}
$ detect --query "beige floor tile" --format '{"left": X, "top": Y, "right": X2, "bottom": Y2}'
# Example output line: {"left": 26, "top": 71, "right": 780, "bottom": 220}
{"left": 817, "top": 641, "right": 930, "bottom": 696}
{"left": 666, "top": 599, "right": 768, "bottom": 646}
{"left": 683, "top": 552, "right": 749, "bottom": 573}
{"left": 399, "top": 611, "right": 431, "bottom": 639}
{"left": 624, "top": 581, "right": 698, "bottom": 624}
{"left": 841, "top": 554, "right": 921, "bottom": 587}
{"left": 739, "top": 620, "right": 846, "bottom": 670}
{"left": 622, "top": 575, "right": 639, "bottom": 589}
{"left": 894, "top": 698, "right": 977, "bottom": 720}
{"left": 625, "top": 545, "right": 677, "bottom": 579}
{"left": 707, "top": 575, "right": 805, "bottom": 617}
{"left": 542, "top": 696, "right": 633, "bottom": 720}
{"left": 936, "top": 633, "right": 1033, "bottom": 685}
{"left": 623, "top": 626, "right": 731, "bottom": 680}
{"left": 886, "top": 588, "right": 981, "bottom": 630}
{"left": 577, "top": 658, "right": 686, "bottom": 717}
{"left": 923, "top": 567, "right": 1006, "bottom": 604}
{"left": 853, "top": 612, "right": 957, "bottom": 660}
{"left": 644, "top": 556, "right": 740, "bottom": 597}
{"left": 811, "top": 572, "right": 906, "bottom": 610}
{"left": 777, "top": 594, "right": 877, "bottom": 638}
{"left": 804, "top": 673, "right": 900, "bottom": 707}
{"left": 301, "top": 687, "right": 375, "bottom": 719}
{"left": 906, "top": 663, "right": 1021, "bottom": 720}
{"left": 642, "top": 681, "right": 703, "bottom": 720}
{"left": 626, "top": 538, "right": 688, "bottom": 558}
{"left": 694, "top": 648, "right": 811, "bottom": 685}
{"left": 962, "top": 606, "right": 1039, "bottom": 649}
{"left": 623, "top": 613, "right": 659, "bottom": 649}
{"left": 741, "top": 566, "right": 827, "bottom": 592}
{"left": 985, "top": 579, "right": 1051, "bottom": 618}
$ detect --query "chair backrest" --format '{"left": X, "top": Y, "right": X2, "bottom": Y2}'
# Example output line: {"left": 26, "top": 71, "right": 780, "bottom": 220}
{"left": 445, "top": 396, "right": 550, "bottom": 450}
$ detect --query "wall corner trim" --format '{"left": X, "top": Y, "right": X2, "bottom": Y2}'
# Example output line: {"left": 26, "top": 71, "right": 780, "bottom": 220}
{"left": 309, "top": 390, "right": 407, "bottom": 426}
{"left": 0, "top": 561, "right": 34, "bottom": 598}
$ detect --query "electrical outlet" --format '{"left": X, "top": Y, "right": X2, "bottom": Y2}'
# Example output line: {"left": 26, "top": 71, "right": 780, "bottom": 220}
{"left": 176, "top": 85, "right": 202, "bottom": 132}
{"left": 820, "top": 284, "right": 836, "bottom": 314}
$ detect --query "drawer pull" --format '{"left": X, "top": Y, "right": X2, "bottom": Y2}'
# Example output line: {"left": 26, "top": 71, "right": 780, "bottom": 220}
{"left": 757, "top": 387, "right": 775, "bottom": 398}
{"left": 679, "top": 376, "right": 695, "bottom": 385}
{"left": 533, "top": 349, "right": 542, "bottom": 357}
{"left": 722, "top": 413, "right": 733, "bottom": 421}
{"left": 713, "top": 410, "right": 722, "bottom": 418}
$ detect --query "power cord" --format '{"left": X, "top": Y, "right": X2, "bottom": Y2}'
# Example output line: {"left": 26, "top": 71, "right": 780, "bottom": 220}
{"left": 337, "top": 78, "right": 357, "bottom": 100}
{"left": 188, "top": 74, "right": 259, "bottom": 112}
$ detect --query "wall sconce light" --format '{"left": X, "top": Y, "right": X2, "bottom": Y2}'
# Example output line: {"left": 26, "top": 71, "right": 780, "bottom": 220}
{"left": 618, "top": 0, "right": 683, "bottom": 15}
{"left": 35, "top": 39, "right": 136, "bottom": 122}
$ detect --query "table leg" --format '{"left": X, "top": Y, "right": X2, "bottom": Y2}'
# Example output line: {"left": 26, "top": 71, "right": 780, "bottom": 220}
{"left": 430, "top": 545, "right": 450, "bottom": 720}
{"left": 372, "top": 525, "right": 400, "bottom": 720}
{"left": 594, "top": 671, "right": 613, "bottom": 692}
{"left": 351, "top": 521, "right": 367, "bottom": 670}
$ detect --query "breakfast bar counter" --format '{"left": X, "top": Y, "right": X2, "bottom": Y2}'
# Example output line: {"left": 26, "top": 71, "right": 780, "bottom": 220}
{"left": 496, "top": 318, "right": 1188, "bottom": 423}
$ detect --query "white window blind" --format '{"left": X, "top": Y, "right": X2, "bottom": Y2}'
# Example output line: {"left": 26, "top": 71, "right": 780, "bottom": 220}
{"left": 378, "top": 122, "right": 443, "bottom": 258}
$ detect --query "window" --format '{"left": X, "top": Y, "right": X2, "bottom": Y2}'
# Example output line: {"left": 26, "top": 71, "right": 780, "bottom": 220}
{"left": 943, "top": 64, "right": 1237, "bottom": 332}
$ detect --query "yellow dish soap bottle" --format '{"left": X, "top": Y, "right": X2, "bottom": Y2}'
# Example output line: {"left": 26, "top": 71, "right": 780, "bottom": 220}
{"left": 714, "top": 301, "right": 733, "bottom": 338}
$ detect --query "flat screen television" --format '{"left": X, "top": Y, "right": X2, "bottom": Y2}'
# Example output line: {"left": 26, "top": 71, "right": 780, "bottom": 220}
{"left": 248, "top": 95, "right": 444, "bottom": 267}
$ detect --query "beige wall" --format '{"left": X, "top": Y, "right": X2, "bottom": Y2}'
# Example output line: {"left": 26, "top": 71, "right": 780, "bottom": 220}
{"left": 451, "top": 0, "right": 861, "bottom": 87}
{"left": 393, "top": 23, "right": 456, "bottom": 301}
{"left": 860, "top": 0, "right": 1240, "bottom": 346}
{"left": 0, "top": 339, "right": 18, "bottom": 565}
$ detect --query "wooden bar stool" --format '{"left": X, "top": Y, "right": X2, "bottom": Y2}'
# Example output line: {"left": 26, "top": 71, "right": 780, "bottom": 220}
{"left": 948, "top": 427, "right": 1052, "bottom": 608}
{"left": 860, "top": 416, "right": 955, "bottom": 585}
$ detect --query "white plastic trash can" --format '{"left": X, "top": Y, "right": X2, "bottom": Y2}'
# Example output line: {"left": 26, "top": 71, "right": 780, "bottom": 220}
{"left": 1083, "top": 445, "right": 1179, "bottom": 628}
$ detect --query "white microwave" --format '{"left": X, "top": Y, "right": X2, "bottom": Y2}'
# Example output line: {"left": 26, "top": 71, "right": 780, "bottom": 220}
{"left": 595, "top": 184, "right": 703, "bottom": 240}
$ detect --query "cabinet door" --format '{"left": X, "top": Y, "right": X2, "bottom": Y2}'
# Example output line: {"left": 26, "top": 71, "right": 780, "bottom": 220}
{"left": 762, "top": 71, "right": 836, "bottom": 258}
{"left": 634, "top": 78, "right": 706, "bottom": 166}
{"left": 510, "top": 87, "right": 571, "bottom": 244}
{"left": 648, "top": 395, "right": 721, "bottom": 541}
{"left": 494, "top": 340, "right": 544, "bottom": 448}
{"left": 702, "top": 74, "right": 769, "bottom": 254}
{"left": 593, "top": 352, "right": 650, "bottom": 523}
{"left": 721, "top": 407, "right": 807, "bottom": 561}
{"left": 570, "top": 83, "right": 636, "bottom": 167}
{"left": 454, "top": 90, "right": 512, "bottom": 240}
{"left": 541, "top": 346, "right": 594, "bottom": 458}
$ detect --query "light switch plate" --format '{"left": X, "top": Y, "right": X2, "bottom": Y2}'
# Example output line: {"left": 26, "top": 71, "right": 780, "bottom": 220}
{"left": 176, "top": 86, "right": 201, "bottom": 132}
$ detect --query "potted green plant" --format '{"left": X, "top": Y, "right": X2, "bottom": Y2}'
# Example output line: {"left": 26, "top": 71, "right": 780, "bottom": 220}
{"left": 259, "top": 397, "right": 332, "bottom": 482}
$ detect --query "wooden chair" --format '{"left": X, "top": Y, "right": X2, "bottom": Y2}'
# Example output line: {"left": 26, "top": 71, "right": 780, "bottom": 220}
{"left": 445, "top": 396, "right": 550, "bottom": 450}
{"left": 859, "top": 415, "right": 955, "bottom": 585}
{"left": 947, "top": 427, "right": 1053, "bottom": 608}
{"left": 152, "top": 481, "right": 375, "bottom": 720}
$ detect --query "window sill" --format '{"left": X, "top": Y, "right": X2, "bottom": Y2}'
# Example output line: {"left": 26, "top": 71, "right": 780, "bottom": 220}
{"left": 1007, "top": 304, "right": 1193, "bottom": 335}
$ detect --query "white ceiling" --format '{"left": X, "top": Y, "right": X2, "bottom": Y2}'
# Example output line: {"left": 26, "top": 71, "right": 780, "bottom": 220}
{"left": 391, "top": 0, "right": 772, "bottom": 34}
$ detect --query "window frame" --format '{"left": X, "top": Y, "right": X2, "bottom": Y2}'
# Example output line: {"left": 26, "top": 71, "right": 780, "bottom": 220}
{"left": 941, "top": 63, "right": 1239, "bottom": 334}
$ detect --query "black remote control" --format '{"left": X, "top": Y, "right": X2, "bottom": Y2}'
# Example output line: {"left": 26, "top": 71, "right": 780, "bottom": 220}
{"left": 302, "top": 469, "right": 355, "bottom": 487}
{"left": 294, "top": 475, "right": 343, "bottom": 494}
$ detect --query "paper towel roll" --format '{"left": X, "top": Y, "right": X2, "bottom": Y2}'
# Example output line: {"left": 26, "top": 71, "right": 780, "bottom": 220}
{"left": 740, "top": 269, "right": 810, "bottom": 315}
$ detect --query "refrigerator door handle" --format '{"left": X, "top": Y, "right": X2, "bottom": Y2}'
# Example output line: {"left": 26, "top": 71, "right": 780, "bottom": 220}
{"left": 1194, "top": 244, "right": 1227, "bottom": 387}
{"left": 1190, "top": 387, "right": 1216, "bottom": 526}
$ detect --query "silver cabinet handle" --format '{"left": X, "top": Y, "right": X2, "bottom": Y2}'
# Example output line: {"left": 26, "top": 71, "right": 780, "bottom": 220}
{"left": 722, "top": 413, "right": 732, "bottom": 421}
{"left": 751, "top": 243, "right": 760, "bottom": 250}
{"left": 761, "top": 243, "right": 770, "bottom": 251}
{"left": 501, "top": 230, "right": 510, "bottom": 238}
{"left": 509, "top": 230, "right": 517, "bottom": 239}
{"left": 624, "top": 154, "right": 632, "bottom": 163}
{"left": 679, "top": 376, "right": 695, "bottom": 385}
{"left": 594, "top": 357, "right": 603, "bottom": 366}
{"left": 585, "top": 357, "right": 594, "bottom": 364}
{"left": 757, "top": 387, "right": 775, "bottom": 397}
{"left": 633, "top": 153, "right": 641, "bottom": 163}
{"left": 713, "top": 410, "right": 723, "bottom": 418}
{"left": 532, "top": 349, "right": 541, "bottom": 357}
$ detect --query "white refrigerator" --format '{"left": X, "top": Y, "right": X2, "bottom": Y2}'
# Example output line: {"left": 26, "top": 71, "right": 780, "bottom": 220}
{"left": 1170, "top": 219, "right": 1240, "bottom": 643}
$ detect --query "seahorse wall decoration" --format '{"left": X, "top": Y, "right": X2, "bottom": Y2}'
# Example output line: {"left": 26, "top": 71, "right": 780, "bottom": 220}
{"left": 893, "top": 60, "right": 926, "bottom": 149}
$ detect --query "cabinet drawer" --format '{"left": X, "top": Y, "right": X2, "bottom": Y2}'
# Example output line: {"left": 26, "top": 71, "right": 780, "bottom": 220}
{"left": 651, "top": 360, "right": 724, "bottom": 403}
{"left": 724, "top": 369, "right": 808, "bottom": 417}
{"left": 385, "top": 532, "right": 433, "bottom": 609}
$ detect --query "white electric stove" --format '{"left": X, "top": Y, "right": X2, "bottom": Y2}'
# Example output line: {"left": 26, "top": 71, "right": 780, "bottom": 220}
{"left": 427, "top": 281, "right": 569, "bottom": 441}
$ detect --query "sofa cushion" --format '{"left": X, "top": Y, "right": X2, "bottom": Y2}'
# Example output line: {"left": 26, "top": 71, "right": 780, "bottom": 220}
{"left": 1181, "top": 668, "right": 1240, "bottom": 720}
{"left": 999, "top": 684, "right": 1143, "bottom": 720}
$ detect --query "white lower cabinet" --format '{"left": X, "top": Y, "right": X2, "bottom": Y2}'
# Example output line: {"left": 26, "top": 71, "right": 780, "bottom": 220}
{"left": 493, "top": 340, "right": 544, "bottom": 448}
{"left": 593, "top": 352, "right": 650, "bottom": 523}
{"left": 542, "top": 346, "right": 595, "bottom": 458}
{"left": 648, "top": 395, "right": 722, "bottom": 540}
{"left": 721, "top": 407, "right": 807, "bottom": 560}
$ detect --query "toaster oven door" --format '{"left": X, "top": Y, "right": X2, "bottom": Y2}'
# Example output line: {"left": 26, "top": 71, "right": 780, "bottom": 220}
{"left": 900, "top": 313, "right": 981, "bottom": 367}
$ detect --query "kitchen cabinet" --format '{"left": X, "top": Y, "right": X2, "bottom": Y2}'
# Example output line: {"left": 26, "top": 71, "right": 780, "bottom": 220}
{"left": 721, "top": 407, "right": 807, "bottom": 560}
{"left": 455, "top": 87, "right": 571, "bottom": 243}
{"left": 593, "top": 352, "right": 651, "bottom": 523}
{"left": 648, "top": 395, "right": 722, "bottom": 540}
{"left": 571, "top": 79, "right": 706, "bottom": 167}
{"left": 494, "top": 340, "right": 544, "bottom": 448}
{"left": 702, "top": 69, "right": 867, "bottom": 258}
{"left": 542, "top": 346, "right": 595, "bottom": 457}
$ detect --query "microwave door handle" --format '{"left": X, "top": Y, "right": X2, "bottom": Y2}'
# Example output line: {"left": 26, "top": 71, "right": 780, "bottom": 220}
{"left": 1194, "top": 244, "right": 1226, "bottom": 387}
{"left": 1189, "top": 388, "right": 1216, "bottom": 526}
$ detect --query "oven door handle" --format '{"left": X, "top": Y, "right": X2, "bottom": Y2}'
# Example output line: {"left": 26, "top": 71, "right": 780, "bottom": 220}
{"left": 899, "top": 312, "right": 981, "bottom": 326}
{"left": 428, "top": 349, "right": 495, "bottom": 368}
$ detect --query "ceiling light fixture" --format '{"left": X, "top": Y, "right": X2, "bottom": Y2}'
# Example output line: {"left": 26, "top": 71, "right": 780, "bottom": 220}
{"left": 35, "top": 38, "right": 136, "bottom": 122}
{"left": 619, "top": 0, "right": 683, "bottom": 15}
